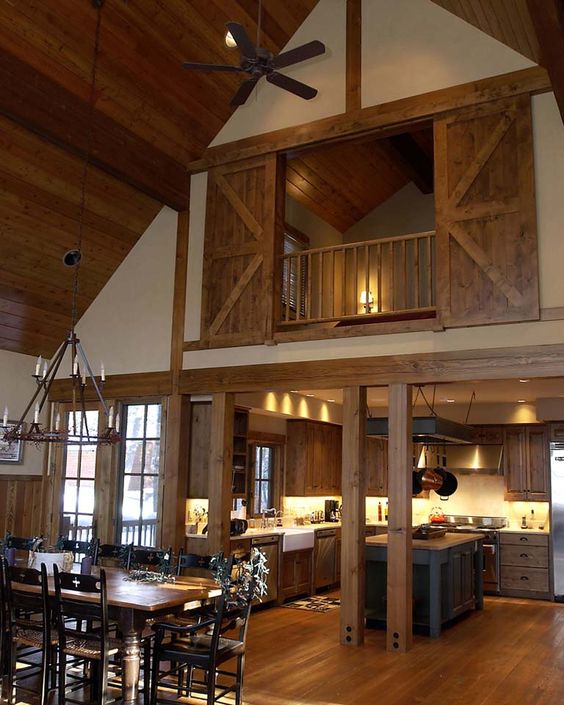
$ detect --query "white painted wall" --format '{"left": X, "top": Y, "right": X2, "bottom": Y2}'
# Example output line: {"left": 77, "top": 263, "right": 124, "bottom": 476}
{"left": 343, "top": 183, "right": 435, "bottom": 243}
{"left": 72, "top": 206, "right": 178, "bottom": 375}
{"left": 0, "top": 349, "right": 47, "bottom": 475}
{"left": 285, "top": 195, "right": 342, "bottom": 248}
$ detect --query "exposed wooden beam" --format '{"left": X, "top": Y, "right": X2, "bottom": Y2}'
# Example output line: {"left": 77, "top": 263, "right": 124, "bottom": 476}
{"left": 0, "top": 46, "right": 187, "bottom": 209}
{"left": 188, "top": 67, "right": 550, "bottom": 172}
{"left": 346, "top": 0, "right": 362, "bottom": 112}
{"left": 385, "top": 133, "right": 434, "bottom": 194}
{"left": 387, "top": 383, "right": 413, "bottom": 653}
{"left": 49, "top": 371, "right": 172, "bottom": 402}
{"left": 179, "top": 342, "right": 564, "bottom": 393}
{"left": 340, "top": 386, "right": 367, "bottom": 646}
{"left": 207, "top": 392, "right": 234, "bottom": 556}
{"left": 527, "top": 0, "right": 564, "bottom": 123}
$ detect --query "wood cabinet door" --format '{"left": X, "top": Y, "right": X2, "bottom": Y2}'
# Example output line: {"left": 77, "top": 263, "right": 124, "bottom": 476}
{"left": 526, "top": 426, "right": 549, "bottom": 501}
{"left": 285, "top": 421, "right": 307, "bottom": 496}
{"left": 434, "top": 96, "right": 538, "bottom": 327}
{"left": 201, "top": 153, "right": 282, "bottom": 347}
{"left": 366, "top": 437, "right": 387, "bottom": 496}
{"left": 295, "top": 550, "right": 312, "bottom": 595}
{"left": 329, "top": 425, "right": 342, "bottom": 494}
{"left": 451, "top": 547, "right": 475, "bottom": 617}
{"left": 188, "top": 402, "right": 211, "bottom": 498}
{"left": 504, "top": 426, "right": 527, "bottom": 500}
{"left": 281, "top": 552, "right": 297, "bottom": 598}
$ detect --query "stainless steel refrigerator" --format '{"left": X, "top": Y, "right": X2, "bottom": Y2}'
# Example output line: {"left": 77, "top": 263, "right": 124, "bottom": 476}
{"left": 550, "top": 442, "right": 564, "bottom": 600}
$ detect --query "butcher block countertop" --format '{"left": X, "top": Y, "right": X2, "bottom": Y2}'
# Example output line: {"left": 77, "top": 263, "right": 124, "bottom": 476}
{"left": 366, "top": 533, "right": 481, "bottom": 551}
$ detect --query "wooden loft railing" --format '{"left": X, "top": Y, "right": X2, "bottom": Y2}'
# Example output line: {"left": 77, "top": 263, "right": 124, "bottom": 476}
{"left": 280, "top": 230, "right": 436, "bottom": 327}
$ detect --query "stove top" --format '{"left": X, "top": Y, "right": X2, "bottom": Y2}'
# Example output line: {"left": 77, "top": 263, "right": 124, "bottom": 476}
{"left": 426, "top": 515, "right": 506, "bottom": 541}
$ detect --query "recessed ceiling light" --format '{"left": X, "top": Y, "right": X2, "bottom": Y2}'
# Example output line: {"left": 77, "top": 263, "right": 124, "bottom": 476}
{"left": 306, "top": 394, "right": 315, "bottom": 397}
{"left": 519, "top": 379, "right": 530, "bottom": 383}
{"left": 445, "top": 399, "right": 455, "bottom": 403}
{"left": 289, "top": 390, "right": 299, "bottom": 393}
{"left": 517, "top": 399, "right": 527, "bottom": 403}
{"left": 327, "top": 399, "right": 335, "bottom": 403}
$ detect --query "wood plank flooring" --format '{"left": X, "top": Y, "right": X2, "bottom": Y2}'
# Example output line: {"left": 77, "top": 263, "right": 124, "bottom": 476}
{"left": 242, "top": 597, "right": 564, "bottom": 705}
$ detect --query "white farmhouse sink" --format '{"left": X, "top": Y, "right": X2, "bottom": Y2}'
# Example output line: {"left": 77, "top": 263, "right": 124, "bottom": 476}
{"left": 281, "top": 528, "right": 315, "bottom": 552}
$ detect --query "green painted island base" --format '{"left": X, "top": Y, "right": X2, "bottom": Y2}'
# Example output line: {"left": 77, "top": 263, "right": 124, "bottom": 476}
{"left": 365, "top": 534, "right": 484, "bottom": 637}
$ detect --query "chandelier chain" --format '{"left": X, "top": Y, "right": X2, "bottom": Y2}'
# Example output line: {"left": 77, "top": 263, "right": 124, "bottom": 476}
{"left": 72, "top": 1, "right": 104, "bottom": 330}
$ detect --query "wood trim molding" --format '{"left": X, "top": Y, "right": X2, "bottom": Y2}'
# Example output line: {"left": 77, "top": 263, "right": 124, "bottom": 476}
{"left": 0, "top": 474, "right": 42, "bottom": 482}
{"left": 179, "top": 342, "right": 564, "bottom": 393}
{"left": 171, "top": 208, "right": 190, "bottom": 391}
{"left": 246, "top": 430, "right": 286, "bottom": 445}
{"left": 540, "top": 306, "right": 564, "bottom": 321}
{"left": 187, "top": 67, "right": 550, "bottom": 173}
{"left": 49, "top": 371, "right": 172, "bottom": 402}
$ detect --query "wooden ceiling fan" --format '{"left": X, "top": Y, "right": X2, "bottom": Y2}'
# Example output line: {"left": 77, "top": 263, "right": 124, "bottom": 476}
{"left": 182, "top": 3, "right": 326, "bottom": 106}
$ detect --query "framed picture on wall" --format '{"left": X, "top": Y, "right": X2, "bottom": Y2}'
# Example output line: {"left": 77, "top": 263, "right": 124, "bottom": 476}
{"left": 0, "top": 422, "right": 24, "bottom": 464}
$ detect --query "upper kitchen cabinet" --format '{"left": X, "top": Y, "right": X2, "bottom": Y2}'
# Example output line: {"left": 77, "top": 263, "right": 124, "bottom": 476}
{"left": 366, "top": 437, "right": 388, "bottom": 496}
{"left": 187, "top": 402, "right": 249, "bottom": 499}
{"left": 285, "top": 420, "right": 342, "bottom": 496}
{"left": 504, "top": 425, "right": 549, "bottom": 502}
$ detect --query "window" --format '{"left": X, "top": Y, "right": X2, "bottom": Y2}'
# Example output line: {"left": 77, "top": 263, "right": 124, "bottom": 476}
{"left": 282, "top": 226, "right": 308, "bottom": 317}
{"left": 253, "top": 444, "right": 275, "bottom": 515}
{"left": 118, "top": 403, "right": 162, "bottom": 547}
{"left": 61, "top": 410, "right": 99, "bottom": 542}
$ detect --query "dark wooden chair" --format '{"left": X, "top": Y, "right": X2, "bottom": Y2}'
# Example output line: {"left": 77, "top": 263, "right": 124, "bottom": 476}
{"left": 149, "top": 578, "right": 254, "bottom": 705}
{"left": 96, "top": 542, "right": 130, "bottom": 568}
{"left": 3, "top": 561, "right": 57, "bottom": 705}
{"left": 55, "top": 536, "right": 100, "bottom": 566}
{"left": 126, "top": 546, "right": 172, "bottom": 573}
{"left": 53, "top": 566, "right": 121, "bottom": 705}
{"left": 175, "top": 550, "right": 224, "bottom": 578}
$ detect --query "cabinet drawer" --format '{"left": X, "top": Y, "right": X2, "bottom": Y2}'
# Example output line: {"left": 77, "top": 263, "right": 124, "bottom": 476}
{"left": 500, "top": 532, "right": 548, "bottom": 547}
{"left": 501, "top": 544, "right": 548, "bottom": 568}
{"left": 501, "top": 566, "right": 549, "bottom": 592}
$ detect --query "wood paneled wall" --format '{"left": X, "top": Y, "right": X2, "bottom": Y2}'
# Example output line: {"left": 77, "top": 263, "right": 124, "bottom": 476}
{"left": 0, "top": 475, "right": 44, "bottom": 539}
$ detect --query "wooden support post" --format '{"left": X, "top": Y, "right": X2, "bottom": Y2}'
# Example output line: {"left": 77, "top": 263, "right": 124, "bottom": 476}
{"left": 346, "top": 0, "right": 362, "bottom": 113}
{"left": 340, "top": 386, "right": 367, "bottom": 646}
{"left": 207, "top": 392, "right": 234, "bottom": 556}
{"left": 160, "top": 208, "right": 190, "bottom": 550}
{"left": 387, "top": 383, "right": 413, "bottom": 653}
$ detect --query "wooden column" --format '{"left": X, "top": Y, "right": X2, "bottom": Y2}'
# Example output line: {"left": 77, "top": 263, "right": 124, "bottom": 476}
{"left": 207, "top": 392, "right": 234, "bottom": 556}
{"left": 346, "top": 0, "right": 362, "bottom": 113}
{"left": 160, "top": 208, "right": 191, "bottom": 549}
{"left": 340, "top": 386, "right": 367, "bottom": 646}
{"left": 387, "top": 383, "right": 413, "bottom": 652}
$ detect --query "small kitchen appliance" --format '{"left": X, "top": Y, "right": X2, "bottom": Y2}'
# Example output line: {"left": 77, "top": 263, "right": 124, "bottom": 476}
{"left": 324, "top": 499, "right": 340, "bottom": 523}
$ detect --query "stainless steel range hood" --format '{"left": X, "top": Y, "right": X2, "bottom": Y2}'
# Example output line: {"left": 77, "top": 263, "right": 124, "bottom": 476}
{"left": 366, "top": 416, "right": 475, "bottom": 444}
{"left": 417, "top": 444, "right": 504, "bottom": 474}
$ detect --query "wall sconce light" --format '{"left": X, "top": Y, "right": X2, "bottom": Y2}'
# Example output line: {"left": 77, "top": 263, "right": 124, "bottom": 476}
{"left": 360, "top": 290, "right": 374, "bottom": 313}
{"left": 225, "top": 30, "right": 237, "bottom": 48}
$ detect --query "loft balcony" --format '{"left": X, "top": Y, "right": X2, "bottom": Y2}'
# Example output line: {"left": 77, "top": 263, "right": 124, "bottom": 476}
{"left": 280, "top": 230, "right": 436, "bottom": 331}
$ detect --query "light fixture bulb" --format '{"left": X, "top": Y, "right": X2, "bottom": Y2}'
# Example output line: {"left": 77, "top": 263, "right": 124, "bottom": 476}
{"left": 225, "top": 30, "right": 237, "bottom": 48}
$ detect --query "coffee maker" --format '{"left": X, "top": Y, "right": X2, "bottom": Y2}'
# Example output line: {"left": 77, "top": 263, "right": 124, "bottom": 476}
{"left": 325, "top": 499, "right": 340, "bottom": 523}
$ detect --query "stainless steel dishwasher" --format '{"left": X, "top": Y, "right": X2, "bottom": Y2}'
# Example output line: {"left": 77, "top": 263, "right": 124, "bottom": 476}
{"left": 251, "top": 534, "right": 279, "bottom": 603}
{"left": 314, "top": 528, "right": 337, "bottom": 589}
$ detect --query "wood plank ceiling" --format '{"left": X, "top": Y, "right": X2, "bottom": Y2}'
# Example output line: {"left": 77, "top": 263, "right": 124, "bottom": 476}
{"left": 0, "top": 0, "right": 318, "bottom": 357}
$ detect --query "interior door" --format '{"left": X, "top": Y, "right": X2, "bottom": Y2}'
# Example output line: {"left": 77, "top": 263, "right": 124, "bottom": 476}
{"left": 434, "top": 96, "right": 539, "bottom": 327}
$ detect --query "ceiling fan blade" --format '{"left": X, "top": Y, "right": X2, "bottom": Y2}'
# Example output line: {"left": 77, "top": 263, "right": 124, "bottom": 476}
{"left": 182, "top": 62, "right": 244, "bottom": 73}
{"left": 266, "top": 72, "right": 317, "bottom": 100}
{"left": 230, "top": 77, "right": 260, "bottom": 106}
{"left": 271, "top": 40, "right": 326, "bottom": 70}
{"left": 226, "top": 22, "right": 257, "bottom": 60}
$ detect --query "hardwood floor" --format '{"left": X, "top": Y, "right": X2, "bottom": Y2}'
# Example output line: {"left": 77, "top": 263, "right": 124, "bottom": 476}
{"left": 243, "top": 597, "right": 564, "bottom": 705}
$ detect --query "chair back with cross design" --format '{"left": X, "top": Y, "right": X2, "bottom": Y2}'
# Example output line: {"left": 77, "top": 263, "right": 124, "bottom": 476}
{"left": 55, "top": 536, "right": 100, "bottom": 565}
{"left": 126, "top": 546, "right": 172, "bottom": 573}
{"left": 175, "top": 550, "right": 225, "bottom": 577}
{"left": 97, "top": 542, "right": 130, "bottom": 568}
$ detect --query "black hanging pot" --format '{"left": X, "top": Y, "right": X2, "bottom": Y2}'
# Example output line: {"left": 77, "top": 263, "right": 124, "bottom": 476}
{"left": 437, "top": 470, "right": 458, "bottom": 499}
{"left": 412, "top": 471, "right": 423, "bottom": 496}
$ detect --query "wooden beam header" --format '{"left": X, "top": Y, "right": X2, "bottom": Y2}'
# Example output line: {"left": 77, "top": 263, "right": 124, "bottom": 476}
{"left": 188, "top": 66, "right": 550, "bottom": 173}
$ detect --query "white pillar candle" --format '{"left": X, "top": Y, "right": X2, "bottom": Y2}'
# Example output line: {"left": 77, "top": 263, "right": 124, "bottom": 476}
{"left": 100, "top": 363, "right": 105, "bottom": 382}
{"left": 42, "top": 362, "right": 48, "bottom": 380}
{"left": 108, "top": 405, "right": 114, "bottom": 428}
{"left": 2, "top": 406, "right": 8, "bottom": 427}
{"left": 73, "top": 358, "right": 78, "bottom": 376}
{"left": 115, "top": 412, "right": 120, "bottom": 433}
{"left": 34, "top": 402, "right": 40, "bottom": 424}
{"left": 55, "top": 413, "right": 61, "bottom": 432}
{"left": 35, "top": 356, "right": 42, "bottom": 376}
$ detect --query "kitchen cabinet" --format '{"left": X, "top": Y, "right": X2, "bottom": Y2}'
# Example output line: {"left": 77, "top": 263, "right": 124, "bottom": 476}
{"left": 285, "top": 420, "right": 342, "bottom": 496}
{"left": 366, "top": 437, "right": 388, "bottom": 496}
{"left": 187, "top": 403, "right": 249, "bottom": 499}
{"left": 280, "top": 549, "right": 313, "bottom": 600}
{"left": 500, "top": 532, "right": 551, "bottom": 599}
{"left": 504, "top": 425, "right": 549, "bottom": 501}
{"left": 251, "top": 535, "right": 280, "bottom": 605}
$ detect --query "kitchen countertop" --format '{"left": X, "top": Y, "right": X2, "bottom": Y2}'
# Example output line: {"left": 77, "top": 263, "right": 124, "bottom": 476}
{"left": 366, "top": 533, "right": 482, "bottom": 551}
{"left": 186, "top": 522, "right": 388, "bottom": 540}
{"left": 499, "top": 527, "right": 550, "bottom": 534}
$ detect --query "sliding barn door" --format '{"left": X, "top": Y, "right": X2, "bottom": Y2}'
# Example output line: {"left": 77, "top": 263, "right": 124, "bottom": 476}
{"left": 201, "top": 154, "right": 283, "bottom": 347}
{"left": 434, "top": 96, "right": 539, "bottom": 327}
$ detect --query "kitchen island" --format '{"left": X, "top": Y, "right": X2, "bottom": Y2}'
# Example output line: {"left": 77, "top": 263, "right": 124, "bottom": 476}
{"left": 365, "top": 534, "right": 483, "bottom": 637}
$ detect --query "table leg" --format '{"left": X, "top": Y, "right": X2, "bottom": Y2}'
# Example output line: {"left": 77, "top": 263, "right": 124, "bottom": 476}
{"left": 429, "top": 552, "right": 441, "bottom": 638}
{"left": 122, "top": 632, "right": 141, "bottom": 705}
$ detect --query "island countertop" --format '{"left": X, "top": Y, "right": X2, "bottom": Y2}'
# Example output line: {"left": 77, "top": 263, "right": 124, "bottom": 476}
{"left": 365, "top": 533, "right": 482, "bottom": 551}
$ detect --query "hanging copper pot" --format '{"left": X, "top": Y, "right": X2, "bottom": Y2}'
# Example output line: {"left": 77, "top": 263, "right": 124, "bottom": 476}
{"left": 416, "top": 467, "right": 444, "bottom": 492}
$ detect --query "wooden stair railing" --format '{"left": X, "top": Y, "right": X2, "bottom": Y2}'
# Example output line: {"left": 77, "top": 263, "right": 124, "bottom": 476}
{"left": 280, "top": 230, "right": 436, "bottom": 326}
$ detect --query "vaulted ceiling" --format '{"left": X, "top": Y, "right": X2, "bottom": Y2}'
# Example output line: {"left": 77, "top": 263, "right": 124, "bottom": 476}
{"left": 0, "top": 0, "right": 560, "bottom": 358}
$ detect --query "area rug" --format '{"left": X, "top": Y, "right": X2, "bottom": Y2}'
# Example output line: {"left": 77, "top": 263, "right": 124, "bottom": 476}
{"left": 282, "top": 596, "right": 341, "bottom": 613}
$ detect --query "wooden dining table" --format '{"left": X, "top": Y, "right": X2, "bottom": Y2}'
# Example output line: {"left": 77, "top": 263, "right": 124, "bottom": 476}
{"left": 16, "top": 565, "right": 222, "bottom": 705}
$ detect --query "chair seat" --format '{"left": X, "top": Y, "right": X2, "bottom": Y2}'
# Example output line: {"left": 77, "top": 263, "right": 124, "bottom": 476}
{"left": 14, "top": 626, "right": 58, "bottom": 648}
{"left": 64, "top": 636, "right": 121, "bottom": 660}
{"left": 159, "top": 634, "right": 245, "bottom": 663}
